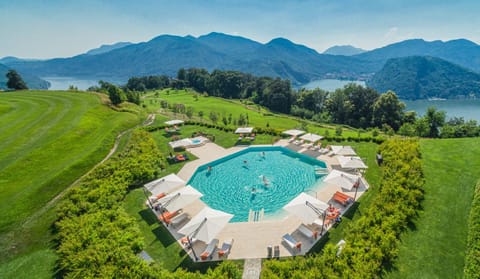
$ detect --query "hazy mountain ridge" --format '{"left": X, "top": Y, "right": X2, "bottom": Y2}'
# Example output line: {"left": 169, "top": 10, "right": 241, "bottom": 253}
{"left": 2, "top": 33, "right": 480, "bottom": 92}
{"left": 323, "top": 45, "right": 366, "bottom": 56}
{"left": 368, "top": 56, "right": 480, "bottom": 100}
{"left": 1, "top": 32, "right": 375, "bottom": 85}
{"left": 86, "top": 42, "right": 133, "bottom": 55}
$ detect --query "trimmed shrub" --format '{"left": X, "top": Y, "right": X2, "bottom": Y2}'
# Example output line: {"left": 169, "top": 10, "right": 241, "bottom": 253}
{"left": 464, "top": 181, "right": 480, "bottom": 278}
{"left": 262, "top": 138, "right": 424, "bottom": 278}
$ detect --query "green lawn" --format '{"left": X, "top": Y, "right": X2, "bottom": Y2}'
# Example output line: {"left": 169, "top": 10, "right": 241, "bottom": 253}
{"left": 386, "top": 138, "right": 480, "bottom": 278}
{"left": 144, "top": 89, "right": 374, "bottom": 138}
{"left": 0, "top": 90, "right": 141, "bottom": 277}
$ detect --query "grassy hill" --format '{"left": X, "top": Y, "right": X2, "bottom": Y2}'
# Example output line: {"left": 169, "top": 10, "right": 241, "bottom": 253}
{"left": 0, "top": 91, "right": 141, "bottom": 277}
{"left": 144, "top": 89, "right": 375, "bottom": 139}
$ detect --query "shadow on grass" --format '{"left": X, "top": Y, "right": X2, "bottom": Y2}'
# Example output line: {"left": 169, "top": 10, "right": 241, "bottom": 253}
{"left": 342, "top": 201, "right": 361, "bottom": 219}
{"left": 177, "top": 254, "right": 222, "bottom": 273}
{"left": 406, "top": 219, "right": 418, "bottom": 231}
{"left": 152, "top": 226, "right": 176, "bottom": 247}
{"left": 307, "top": 231, "right": 332, "bottom": 254}
{"left": 139, "top": 208, "right": 158, "bottom": 226}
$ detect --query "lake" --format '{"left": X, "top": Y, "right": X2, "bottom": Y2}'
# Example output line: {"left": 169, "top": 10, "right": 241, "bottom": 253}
{"left": 301, "top": 79, "right": 366, "bottom": 91}
{"left": 43, "top": 77, "right": 99, "bottom": 90}
{"left": 403, "top": 99, "right": 480, "bottom": 122}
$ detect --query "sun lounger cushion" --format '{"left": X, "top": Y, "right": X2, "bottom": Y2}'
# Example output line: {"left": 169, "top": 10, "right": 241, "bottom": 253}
{"left": 333, "top": 191, "right": 353, "bottom": 206}
{"left": 201, "top": 239, "right": 219, "bottom": 260}
{"left": 218, "top": 239, "right": 233, "bottom": 257}
{"left": 148, "top": 192, "right": 166, "bottom": 203}
{"left": 282, "top": 233, "right": 301, "bottom": 251}
{"left": 181, "top": 236, "right": 197, "bottom": 247}
{"left": 158, "top": 209, "right": 182, "bottom": 223}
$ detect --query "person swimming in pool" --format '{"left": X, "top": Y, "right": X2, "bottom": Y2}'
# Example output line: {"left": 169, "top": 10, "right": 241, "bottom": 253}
{"left": 262, "top": 175, "right": 269, "bottom": 186}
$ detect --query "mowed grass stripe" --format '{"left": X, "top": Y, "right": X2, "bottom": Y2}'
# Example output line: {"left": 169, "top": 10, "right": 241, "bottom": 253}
{"left": 0, "top": 93, "right": 81, "bottom": 171}
{"left": 0, "top": 95, "right": 58, "bottom": 151}
{"left": 0, "top": 92, "right": 89, "bottom": 188}
{"left": 0, "top": 96, "right": 48, "bottom": 136}
{"left": 0, "top": 91, "right": 140, "bottom": 232}
{"left": 386, "top": 138, "right": 480, "bottom": 278}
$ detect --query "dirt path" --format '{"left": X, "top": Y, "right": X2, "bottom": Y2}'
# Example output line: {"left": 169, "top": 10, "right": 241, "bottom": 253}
{"left": 22, "top": 114, "right": 155, "bottom": 228}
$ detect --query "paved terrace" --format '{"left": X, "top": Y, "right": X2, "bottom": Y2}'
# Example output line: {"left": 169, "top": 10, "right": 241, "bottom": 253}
{"left": 161, "top": 139, "right": 368, "bottom": 262}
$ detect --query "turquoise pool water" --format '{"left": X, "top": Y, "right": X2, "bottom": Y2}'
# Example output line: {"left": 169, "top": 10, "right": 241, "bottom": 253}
{"left": 188, "top": 146, "right": 327, "bottom": 222}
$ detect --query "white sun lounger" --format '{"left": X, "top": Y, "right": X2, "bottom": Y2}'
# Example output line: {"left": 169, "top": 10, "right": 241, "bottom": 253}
{"left": 218, "top": 238, "right": 233, "bottom": 257}
{"left": 282, "top": 233, "right": 301, "bottom": 252}
{"left": 298, "top": 224, "right": 318, "bottom": 242}
{"left": 200, "top": 239, "right": 219, "bottom": 260}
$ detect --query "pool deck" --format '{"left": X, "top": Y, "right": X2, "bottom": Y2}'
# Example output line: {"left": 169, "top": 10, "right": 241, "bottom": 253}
{"left": 159, "top": 139, "right": 368, "bottom": 262}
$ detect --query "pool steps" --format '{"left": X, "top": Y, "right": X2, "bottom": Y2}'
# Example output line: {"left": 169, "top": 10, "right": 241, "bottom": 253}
{"left": 248, "top": 208, "right": 264, "bottom": 222}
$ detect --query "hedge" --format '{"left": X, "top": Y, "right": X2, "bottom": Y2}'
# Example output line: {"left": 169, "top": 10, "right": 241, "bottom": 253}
{"left": 261, "top": 138, "right": 424, "bottom": 278}
{"left": 55, "top": 129, "right": 242, "bottom": 278}
{"left": 464, "top": 181, "right": 480, "bottom": 278}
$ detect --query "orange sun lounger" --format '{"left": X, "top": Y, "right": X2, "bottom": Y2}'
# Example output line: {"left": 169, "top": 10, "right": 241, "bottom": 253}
{"left": 158, "top": 209, "right": 181, "bottom": 223}
{"left": 333, "top": 191, "right": 353, "bottom": 206}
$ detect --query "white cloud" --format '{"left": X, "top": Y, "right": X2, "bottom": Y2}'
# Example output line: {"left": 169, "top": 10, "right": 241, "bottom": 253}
{"left": 384, "top": 27, "right": 399, "bottom": 39}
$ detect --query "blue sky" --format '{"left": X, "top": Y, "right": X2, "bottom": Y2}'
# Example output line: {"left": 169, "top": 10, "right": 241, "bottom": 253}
{"left": 1, "top": 0, "right": 479, "bottom": 59}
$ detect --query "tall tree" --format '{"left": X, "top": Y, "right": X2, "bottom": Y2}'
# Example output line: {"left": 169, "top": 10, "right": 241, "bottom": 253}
{"left": 6, "top": 69, "right": 28, "bottom": 90}
{"left": 344, "top": 84, "right": 379, "bottom": 128}
{"left": 296, "top": 88, "right": 328, "bottom": 114}
{"left": 424, "top": 106, "right": 446, "bottom": 138}
{"left": 325, "top": 89, "right": 353, "bottom": 124}
{"left": 372, "top": 91, "right": 405, "bottom": 130}
{"left": 263, "top": 78, "right": 293, "bottom": 113}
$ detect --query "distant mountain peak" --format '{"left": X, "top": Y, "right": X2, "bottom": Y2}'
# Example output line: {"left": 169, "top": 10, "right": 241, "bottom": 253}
{"left": 267, "top": 37, "right": 294, "bottom": 45}
{"left": 86, "top": 42, "right": 132, "bottom": 55}
{"left": 323, "top": 45, "right": 366, "bottom": 56}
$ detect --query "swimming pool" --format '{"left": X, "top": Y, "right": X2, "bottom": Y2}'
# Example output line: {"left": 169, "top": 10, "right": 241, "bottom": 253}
{"left": 188, "top": 146, "right": 327, "bottom": 222}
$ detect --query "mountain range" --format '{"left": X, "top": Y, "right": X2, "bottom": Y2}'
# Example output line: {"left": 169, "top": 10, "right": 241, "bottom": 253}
{"left": 2, "top": 32, "right": 480, "bottom": 99}
{"left": 2, "top": 32, "right": 374, "bottom": 85}
{"left": 368, "top": 56, "right": 480, "bottom": 100}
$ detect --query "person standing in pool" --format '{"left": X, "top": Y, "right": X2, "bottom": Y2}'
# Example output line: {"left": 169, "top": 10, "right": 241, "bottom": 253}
{"left": 207, "top": 166, "right": 212, "bottom": 172}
